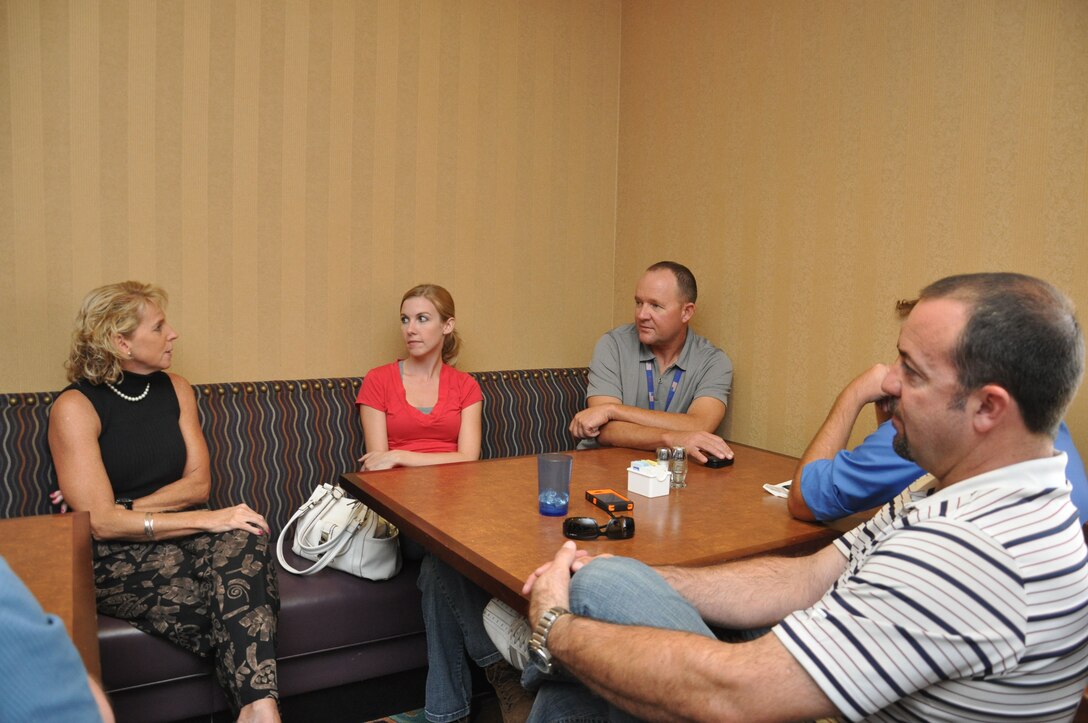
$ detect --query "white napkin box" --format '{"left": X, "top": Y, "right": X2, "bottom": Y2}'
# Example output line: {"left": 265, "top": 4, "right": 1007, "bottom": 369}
{"left": 627, "top": 461, "right": 670, "bottom": 498}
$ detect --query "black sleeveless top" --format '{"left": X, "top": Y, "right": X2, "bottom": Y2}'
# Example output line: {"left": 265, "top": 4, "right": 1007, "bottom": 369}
{"left": 64, "top": 371, "right": 187, "bottom": 500}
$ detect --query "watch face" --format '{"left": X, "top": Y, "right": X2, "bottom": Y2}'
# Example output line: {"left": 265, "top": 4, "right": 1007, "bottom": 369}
{"left": 528, "top": 644, "right": 552, "bottom": 674}
{"left": 529, "top": 606, "right": 570, "bottom": 675}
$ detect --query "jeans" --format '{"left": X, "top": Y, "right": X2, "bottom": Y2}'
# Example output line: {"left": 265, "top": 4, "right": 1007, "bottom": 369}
{"left": 524, "top": 556, "right": 719, "bottom": 723}
{"left": 418, "top": 554, "right": 504, "bottom": 723}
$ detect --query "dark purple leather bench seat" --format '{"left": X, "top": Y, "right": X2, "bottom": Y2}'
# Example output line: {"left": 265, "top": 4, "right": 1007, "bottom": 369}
{"left": 98, "top": 551, "right": 425, "bottom": 721}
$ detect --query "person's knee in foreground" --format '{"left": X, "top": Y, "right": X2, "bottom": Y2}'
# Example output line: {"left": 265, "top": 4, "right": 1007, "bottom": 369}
{"left": 48, "top": 281, "right": 280, "bottom": 722}
{"left": 521, "top": 272, "right": 1088, "bottom": 721}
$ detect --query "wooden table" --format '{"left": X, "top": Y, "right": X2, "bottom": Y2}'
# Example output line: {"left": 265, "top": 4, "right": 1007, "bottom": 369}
{"left": 0, "top": 512, "right": 101, "bottom": 678}
{"left": 342, "top": 444, "right": 840, "bottom": 613}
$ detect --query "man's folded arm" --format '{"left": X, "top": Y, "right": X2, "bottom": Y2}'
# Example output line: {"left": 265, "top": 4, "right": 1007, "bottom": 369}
{"left": 594, "top": 397, "right": 730, "bottom": 460}
{"left": 597, "top": 395, "right": 725, "bottom": 436}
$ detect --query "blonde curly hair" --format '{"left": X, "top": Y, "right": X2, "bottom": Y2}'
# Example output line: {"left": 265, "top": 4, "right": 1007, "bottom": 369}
{"left": 65, "top": 281, "right": 168, "bottom": 385}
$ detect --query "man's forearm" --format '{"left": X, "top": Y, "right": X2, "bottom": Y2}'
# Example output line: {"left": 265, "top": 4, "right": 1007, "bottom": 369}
{"left": 788, "top": 384, "right": 875, "bottom": 519}
{"left": 794, "top": 364, "right": 891, "bottom": 477}
{"left": 604, "top": 403, "right": 714, "bottom": 433}
{"left": 656, "top": 547, "right": 843, "bottom": 629}
{"left": 596, "top": 419, "right": 676, "bottom": 451}
{"left": 802, "top": 397, "right": 865, "bottom": 461}
{"left": 595, "top": 401, "right": 721, "bottom": 450}
{"left": 548, "top": 615, "right": 835, "bottom": 722}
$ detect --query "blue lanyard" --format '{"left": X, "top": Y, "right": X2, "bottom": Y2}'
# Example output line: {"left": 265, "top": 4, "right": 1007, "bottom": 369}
{"left": 645, "top": 363, "right": 683, "bottom": 412}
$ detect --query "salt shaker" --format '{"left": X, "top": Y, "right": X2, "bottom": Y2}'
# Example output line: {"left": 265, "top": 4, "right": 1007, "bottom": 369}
{"left": 670, "top": 446, "right": 687, "bottom": 488}
{"left": 656, "top": 447, "right": 674, "bottom": 485}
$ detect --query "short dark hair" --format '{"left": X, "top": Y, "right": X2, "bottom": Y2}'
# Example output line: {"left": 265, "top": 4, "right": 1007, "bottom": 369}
{"left": 919, "top": 273, "right": 1084, "bottom": 436}
{"left": 646, "top": 261, "right": 698, "bottom": 303}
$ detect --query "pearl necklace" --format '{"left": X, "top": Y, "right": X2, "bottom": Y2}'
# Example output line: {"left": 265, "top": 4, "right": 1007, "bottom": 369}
{"left": 105, "top": 381, "right": 151, "bottom": 402}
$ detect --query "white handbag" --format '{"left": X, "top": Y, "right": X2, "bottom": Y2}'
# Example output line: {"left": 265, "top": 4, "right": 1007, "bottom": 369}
{"left": 276, "top": 483, "right": 402, "bottom": 580}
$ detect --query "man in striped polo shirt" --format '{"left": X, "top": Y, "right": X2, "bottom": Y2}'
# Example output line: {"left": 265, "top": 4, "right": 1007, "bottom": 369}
{"left": 521, "top": 272, "right": 1088, "bottom": 721}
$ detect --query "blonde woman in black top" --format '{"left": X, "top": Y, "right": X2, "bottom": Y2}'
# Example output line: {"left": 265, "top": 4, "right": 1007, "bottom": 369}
{"left": 48, "top": 281, "right": 280, "bottom": 722}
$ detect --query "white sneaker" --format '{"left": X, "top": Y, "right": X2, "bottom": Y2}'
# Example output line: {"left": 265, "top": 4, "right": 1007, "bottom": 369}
{"left": 483, "top": 598, "right": 532, "bottom": 671}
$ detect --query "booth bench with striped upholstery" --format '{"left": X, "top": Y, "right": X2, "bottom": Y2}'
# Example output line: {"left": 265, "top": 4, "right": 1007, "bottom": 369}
{"left": 0, "top": 368, "right": 588, "bottom": 721}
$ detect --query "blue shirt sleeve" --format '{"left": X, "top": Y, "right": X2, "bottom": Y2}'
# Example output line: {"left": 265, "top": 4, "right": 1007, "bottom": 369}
{"left": 800, "top": 419, "right": 1088, "bottom": 524}
{"left": 798, "top": 420, "right": 926, "bottom": 521}
{"left": 1055, "top": 421, "right": 1088, "bottom": 525}
{"left": 0, "top": 556, "right": 102, "bottom": 722}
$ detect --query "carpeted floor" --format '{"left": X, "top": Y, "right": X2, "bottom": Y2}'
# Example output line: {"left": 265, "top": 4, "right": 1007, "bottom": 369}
{"left": 366, "top": 710, "right": 428, "bottom": 723}
{"left": 367, "top": 696, "right": 503, "bottom": 723}
{"left": 173, "top": 667, "right": 505, "bottom": 723}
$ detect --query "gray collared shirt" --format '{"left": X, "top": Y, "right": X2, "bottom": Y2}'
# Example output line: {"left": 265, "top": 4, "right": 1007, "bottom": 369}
{"left": 586, "top": 323, "right": 732, "bottom": 412}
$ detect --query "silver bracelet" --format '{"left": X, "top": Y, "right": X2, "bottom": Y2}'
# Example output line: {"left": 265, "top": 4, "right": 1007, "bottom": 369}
{"left": 144, "top": 512, "right": 155, "bottom": 540}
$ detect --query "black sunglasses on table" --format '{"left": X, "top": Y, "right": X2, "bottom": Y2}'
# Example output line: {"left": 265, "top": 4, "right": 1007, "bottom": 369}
{"left": 562, "top": 513, "right": 635, "bottom": 540}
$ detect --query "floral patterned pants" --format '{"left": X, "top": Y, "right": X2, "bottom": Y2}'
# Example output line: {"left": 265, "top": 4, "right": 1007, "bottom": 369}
{"left": 93, "top": 529, "right": 279, "bottom": 712}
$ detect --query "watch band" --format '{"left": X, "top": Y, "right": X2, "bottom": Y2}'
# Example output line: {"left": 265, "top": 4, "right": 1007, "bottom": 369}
{"left": 528, "top": 606, "right": 573, "bottom": 674}
{"left": 115, "top": 497, "right": 134, "bottom": 510}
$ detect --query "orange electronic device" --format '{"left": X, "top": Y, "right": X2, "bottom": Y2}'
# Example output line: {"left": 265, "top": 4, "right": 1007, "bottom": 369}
{"left": 585, "top": 488, "right": 634, "bottom": 513}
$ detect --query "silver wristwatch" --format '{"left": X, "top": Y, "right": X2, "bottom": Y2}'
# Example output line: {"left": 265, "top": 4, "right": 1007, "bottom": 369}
{"left": 528, "top": 606, "right": 573, "bottom": 674}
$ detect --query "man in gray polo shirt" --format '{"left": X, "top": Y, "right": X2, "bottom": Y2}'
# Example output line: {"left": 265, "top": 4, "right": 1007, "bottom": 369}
{"left": 569, "top": 261, "right": 734, "bottom": 462}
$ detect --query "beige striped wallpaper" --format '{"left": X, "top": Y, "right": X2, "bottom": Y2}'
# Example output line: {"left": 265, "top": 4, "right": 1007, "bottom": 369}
{"left": 0, "top": 0, "right": 621, "bottom": 389}
{"left": 2, "top": 0, "right": 1086, "bottom": 460}
{"left": 615, "top": 0, "right": 1088, "bottom": 456}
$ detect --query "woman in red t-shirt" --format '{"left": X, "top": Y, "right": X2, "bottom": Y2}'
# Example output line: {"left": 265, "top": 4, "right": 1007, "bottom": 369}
{"left": 355, "top": 285, "right": 532, "bottom": 723}
{"left": 356, "top": 284, "right": 482, "bottom": 470}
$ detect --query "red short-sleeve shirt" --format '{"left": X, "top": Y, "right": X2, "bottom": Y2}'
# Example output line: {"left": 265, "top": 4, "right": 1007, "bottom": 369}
{"left": 356, "top": 362, "right": 482, "bottom": 453}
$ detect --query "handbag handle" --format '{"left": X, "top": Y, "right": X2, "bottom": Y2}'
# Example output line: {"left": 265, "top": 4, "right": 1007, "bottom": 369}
{"left": 295, "top": 493, "right": 357, "bottom": 555}
{"left": 276, "top": 486, "right": 367, "bottom": 575}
